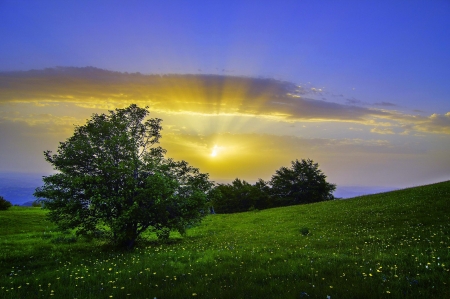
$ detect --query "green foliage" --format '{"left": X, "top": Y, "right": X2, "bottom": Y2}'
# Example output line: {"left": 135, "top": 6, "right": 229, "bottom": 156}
{"left": 1, "top": 181, "right": 450, "bottom": 298}
{"left": 270, "top": 159, "right": 336, "bottom": 205}
{"left": 34, "top": 104, "right": 213, "bottom": 248}
{"left": 212, "top": 179, "right": 253, "bottom": 213}
{"left": 211, "top": 159, "right": 334, "bottom": 213}
{"left": 212, "top": 178, "right": 270, "bottom": 213}
{"left": 0, "top": 195, "right": 12, "bottom": 210}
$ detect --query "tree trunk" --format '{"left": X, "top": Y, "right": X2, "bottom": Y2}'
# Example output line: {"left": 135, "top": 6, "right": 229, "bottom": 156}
{"left": 119, "top": 223, "right": 138, "bottom": 249}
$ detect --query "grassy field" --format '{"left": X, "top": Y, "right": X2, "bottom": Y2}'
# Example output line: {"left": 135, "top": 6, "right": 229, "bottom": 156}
{"left": 1, "top": 181, "right": 449, "bottom": 298}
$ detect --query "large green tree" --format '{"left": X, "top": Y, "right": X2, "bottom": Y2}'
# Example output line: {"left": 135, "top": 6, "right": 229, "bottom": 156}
{"left": 270, "top": 159, "right": 335, "bottom": 205}
{"left": 34, "top": 104, "right": 213, "bottom": 248}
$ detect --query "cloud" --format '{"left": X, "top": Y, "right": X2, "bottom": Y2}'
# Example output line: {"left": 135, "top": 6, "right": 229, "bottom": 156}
{"left": 421, "top": 112, "right": 450, "bottom": 133}
{"left": 383, "top": 111, "right": 450, "bottom": 135}
{"left": 374, "top": 101, "right": 397, "bottom": 107}
{"left": 1, "top": 67, "right": 449, "bottom": 134}
{"left": 0, "top": 67, "right": 386, "bottom": 121}
{"left": 346, "top": 98, "right": 362, "bottom": 105}
{"left": 0, "top": 112, "right": 80, "bottom": 128}
{"left": 370, "top": 127, "right": 395, "bottom": 135}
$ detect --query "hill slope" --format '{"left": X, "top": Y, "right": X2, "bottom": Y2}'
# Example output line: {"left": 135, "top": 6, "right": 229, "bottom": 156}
{"left": 1, "top": 181, "right": 449, "bottom": 298}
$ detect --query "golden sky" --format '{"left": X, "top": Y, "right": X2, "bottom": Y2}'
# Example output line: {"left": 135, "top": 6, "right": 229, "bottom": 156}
{"left": 1, "top": 68, "right": 449, "bottom": 188}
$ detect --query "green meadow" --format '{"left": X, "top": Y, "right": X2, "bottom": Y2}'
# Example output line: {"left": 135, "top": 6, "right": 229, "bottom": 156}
{"left": 1, "top": 181, "right": 449, "bottom": 298}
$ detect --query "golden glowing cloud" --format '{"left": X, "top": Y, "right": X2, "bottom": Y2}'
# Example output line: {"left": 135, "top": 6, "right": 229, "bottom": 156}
{"left": 1, "top": 67, "right": 449, "bottom": 187}
{"left": 1, "top": 67, "right": 449, "bottom": 135}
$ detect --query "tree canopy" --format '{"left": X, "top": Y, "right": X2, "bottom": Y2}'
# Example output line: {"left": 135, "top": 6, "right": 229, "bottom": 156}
{"left": 270, "top": 159, "right": 335, "bottom": 206}
{"left": 34, "top": 104, "right": 213, "bottom": 248}
{"left": 211, "top": 178, "right": 271, "bottom": 213}
{"left": 211, "top": 159, "right": 335, "bottom": 213}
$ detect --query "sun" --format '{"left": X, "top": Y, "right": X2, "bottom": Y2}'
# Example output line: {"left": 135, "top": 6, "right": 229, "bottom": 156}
{"left": 210, "top": 145, "right": 219, "bottom": 157}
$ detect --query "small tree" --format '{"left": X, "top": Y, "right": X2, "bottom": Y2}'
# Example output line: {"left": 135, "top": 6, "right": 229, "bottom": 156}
{"left": 270, "top": 159, "right": 335, "bottom": 205}
{"left": 34, "top": 104, "right": 213, "bottom": 248}
{"left": 0, "top": 196, "right": 12, "bottom": 210}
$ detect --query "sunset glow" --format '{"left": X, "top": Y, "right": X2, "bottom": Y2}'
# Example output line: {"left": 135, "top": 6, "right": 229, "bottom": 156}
{"left": 0, "top": 1, "right": 449, "bottom": 203}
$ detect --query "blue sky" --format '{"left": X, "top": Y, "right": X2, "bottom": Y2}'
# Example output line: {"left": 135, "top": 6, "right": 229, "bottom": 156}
{"left": 0, "top": 1, "right": 449, "bottom": 203}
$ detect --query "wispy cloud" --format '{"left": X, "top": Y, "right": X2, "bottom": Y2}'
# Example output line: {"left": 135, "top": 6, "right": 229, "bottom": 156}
{"left": 370, "top": 127, "right": 395, "bottom": 135}
{"left": 346, "top": 98, "right": 362, "bottom": 105}
{"left": 374, "top": 101, "right": 397, "bottom": 107}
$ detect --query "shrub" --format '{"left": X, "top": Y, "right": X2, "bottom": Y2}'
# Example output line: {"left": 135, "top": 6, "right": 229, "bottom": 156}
{"left": 300, "top": 227, "right": 310, "bottom": 236}
{"left": 0, "top": 196, "right": 12, "bottom": 210}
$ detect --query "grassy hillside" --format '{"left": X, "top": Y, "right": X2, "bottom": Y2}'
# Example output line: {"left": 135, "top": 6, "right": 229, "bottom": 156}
{"left": 1, "top": 181, "right": 449, "bottom": 298}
